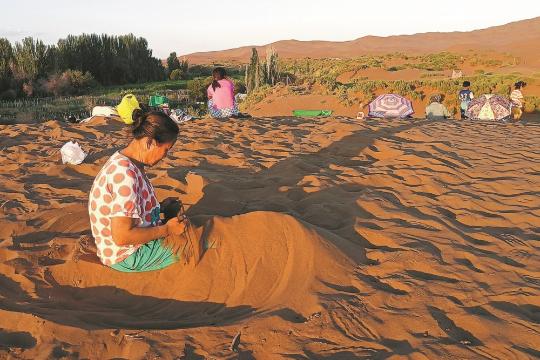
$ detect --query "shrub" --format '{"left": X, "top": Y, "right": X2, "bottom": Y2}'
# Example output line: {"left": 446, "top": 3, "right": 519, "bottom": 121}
{"left": 22, "top": 82, "right": 34, "bottom": 96}
{"left": 187, "top": 77, "right": 210, "bottom": 102}
{"left": 411, "top": 52, "right": 461, "bottom": 71}
{"left": 169, "top": 69, "right": 185, "bottom": 81}
{"left": 0, "top": 89, "right": 17, "bottom": 100}
{"left": 241, "top": 84, "right": 272, "bottom": 109}
{"left": 233, "top": 79, "right": 247, "bottom": 94}
{"left": 524, "top": 96, "right": 540, "bottom": 113}
{"left": 40, "top": 70, "right": 97, "bottom": 96}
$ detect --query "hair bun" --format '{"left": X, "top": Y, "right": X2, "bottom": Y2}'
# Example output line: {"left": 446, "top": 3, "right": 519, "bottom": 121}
{"left": 132, "top": 108, "right": 144, "bottom": 129}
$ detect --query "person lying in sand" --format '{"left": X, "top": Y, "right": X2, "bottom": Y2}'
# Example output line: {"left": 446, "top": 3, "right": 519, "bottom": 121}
{"left": 425, "top": 94, "right": 451, "bottom": 120}
{"left": 88, "top": 110, "right": 189, "bottom": 272}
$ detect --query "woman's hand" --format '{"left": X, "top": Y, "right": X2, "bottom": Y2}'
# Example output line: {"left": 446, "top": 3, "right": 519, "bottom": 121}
{"left": 111, "top": 217, "right": 170, "bottom": 246}
{"left": 166, "top": 217, "right": 187, "bottom": 236}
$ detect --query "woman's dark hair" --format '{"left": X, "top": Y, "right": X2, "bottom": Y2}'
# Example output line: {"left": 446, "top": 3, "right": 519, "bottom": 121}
{"left": 430, "top": 93, "right": 444, "bottom": 103}
{"left": 515, "top": 81, "right": 527, "bottom": 89}
{"left": 211, "top": 67, "right": 227, "bottom": 91}
{"left": 131, "top": 110, "right": 179, "bottom": 144}
{"left": 463, "top": 81, "right": 471, "bottom": 87}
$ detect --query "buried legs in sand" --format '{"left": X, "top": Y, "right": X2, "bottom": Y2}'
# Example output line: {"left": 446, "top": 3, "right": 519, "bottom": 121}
{"left": 109, "top": 217, "right": 208, "bottom": 273}
{"left": 111, "top": 199, "right": 210, "bottom": 273}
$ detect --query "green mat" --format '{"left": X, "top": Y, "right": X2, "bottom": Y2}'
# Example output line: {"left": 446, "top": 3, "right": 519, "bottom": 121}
{"left": 292, "top": 109, "right": 333, "bottom": 117}
{"left": 149, "top": 95, "right": 169, "bottom": 107}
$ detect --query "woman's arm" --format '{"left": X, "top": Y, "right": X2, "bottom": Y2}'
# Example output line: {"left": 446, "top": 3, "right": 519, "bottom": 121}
{"left": 111, "top": 217, "right": 186, "bottom": 246}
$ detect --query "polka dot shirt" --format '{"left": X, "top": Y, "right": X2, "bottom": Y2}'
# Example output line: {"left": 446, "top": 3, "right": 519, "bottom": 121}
{"left": 88, "top": 152, "right": 160, "bottom": 265}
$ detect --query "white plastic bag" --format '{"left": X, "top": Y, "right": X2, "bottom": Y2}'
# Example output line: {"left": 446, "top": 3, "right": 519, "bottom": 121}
{"left": 92, "top": 106, "right": 119, "bottom": 118}
{"left": 170, "top": 109, "right": 194, "bottom": 124}
{"left": 60, "top": 141, "right": 87, "bottom": 165}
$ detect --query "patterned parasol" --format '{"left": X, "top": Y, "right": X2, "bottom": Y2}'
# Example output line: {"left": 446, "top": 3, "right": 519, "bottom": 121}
{"left": 465, "top": 94, "right": 512, "bottom": 121}
{"left": 368, "top": 94, "right": 414, "bottom": 119}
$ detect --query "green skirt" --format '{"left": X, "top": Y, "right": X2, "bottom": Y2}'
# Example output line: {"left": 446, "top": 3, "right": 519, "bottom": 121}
{"left": 110, "top": 236, "right": 217, "bottom": 273}
{"left": 110, "top": 239, "right": 178, "bottom": 273}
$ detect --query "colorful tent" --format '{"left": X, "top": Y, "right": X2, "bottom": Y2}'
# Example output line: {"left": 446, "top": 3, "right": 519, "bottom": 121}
{"left": 116, "top": 94, "right": 140, "bottom": 125}
{"left": 368, "top": 94, "right": 414, "bottom": 118}
{"left": 465, "top": 94, "right": 512, "bottom": 121}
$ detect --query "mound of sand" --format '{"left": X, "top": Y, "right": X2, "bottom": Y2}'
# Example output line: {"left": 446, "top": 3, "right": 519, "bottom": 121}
{"left": 1, "top": 116, "right": 539, "bottom": 359}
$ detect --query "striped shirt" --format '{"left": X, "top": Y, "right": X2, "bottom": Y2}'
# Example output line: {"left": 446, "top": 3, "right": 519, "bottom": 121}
{"left": 510, "top": 90, "right": 524, "bottom": 108}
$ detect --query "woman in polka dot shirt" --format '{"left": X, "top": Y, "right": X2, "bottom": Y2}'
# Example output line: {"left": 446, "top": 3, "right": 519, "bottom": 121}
{"left": 88, "top": 110, "right": 187, "bottom": 272}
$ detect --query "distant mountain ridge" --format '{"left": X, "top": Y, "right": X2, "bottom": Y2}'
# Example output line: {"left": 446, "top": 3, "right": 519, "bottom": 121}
{"left": 182, "top": 17, "right": 540, "bottom": 67}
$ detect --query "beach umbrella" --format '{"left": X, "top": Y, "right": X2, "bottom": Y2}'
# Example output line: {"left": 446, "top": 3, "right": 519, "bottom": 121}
{"left": 465, "top": 94, "right": 512, "bottom": 121}
{"left": 368, "top": 94, "right": 414, "bottom": 119}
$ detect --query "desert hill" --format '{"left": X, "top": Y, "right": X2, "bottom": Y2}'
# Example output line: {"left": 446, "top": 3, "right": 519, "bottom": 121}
{"left": 184, "top": 17, "right": 540, "bottom": 67}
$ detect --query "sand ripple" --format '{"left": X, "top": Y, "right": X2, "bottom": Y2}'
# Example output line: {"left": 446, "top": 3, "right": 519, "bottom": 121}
{"left": 1, "top": 116, "right": 539, "bottom": 359}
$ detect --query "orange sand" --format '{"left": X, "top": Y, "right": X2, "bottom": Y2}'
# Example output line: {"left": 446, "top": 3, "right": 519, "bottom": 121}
{"left": 1, "top": 116, "right": 539, "bottom": 359}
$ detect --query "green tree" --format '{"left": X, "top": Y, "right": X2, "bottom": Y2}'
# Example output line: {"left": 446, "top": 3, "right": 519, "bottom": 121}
{"left": 39, "top": 70, "right": 97, "bottom": 96}
{"left": 2, "top": 33, "right": 165, "bottom": 98}
{"left": 179, "top": 57, "right": 189, "bottom": 76}
{"left": 55, "top": 33, "right": 164, "bottom": 85}
{"left": 245, "top": 47, "right": 280, "bottom": 93}
{"left": 0, "top": 38, "right": 14, "bottom": 93}
{"left": 187, "top": 77, "right": 210, "bottom": 102}
{"left": 264, "top": 47, "right": 279, "bottom": 86}
{"left": 169, "top": 68, "right": 184, "bottom": 80}
{"left": 167, "top": 52, "right": 181, "bottom": 72}
{"left": 245, "top": 48, "right": 261, "bottom": 94}
{"left": 13, "top": 37, "right": 53, "bottom": 81}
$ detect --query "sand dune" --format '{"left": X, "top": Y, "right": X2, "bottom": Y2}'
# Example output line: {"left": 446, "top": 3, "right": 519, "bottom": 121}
{"left": 185, "top": 17, "right": 540, "bottom": 68}
{"left": 1, "top": 116, "right": 539, "bottom": 359}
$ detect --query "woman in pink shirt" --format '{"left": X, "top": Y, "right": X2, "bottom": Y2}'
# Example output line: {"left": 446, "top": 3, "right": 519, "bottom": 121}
{"left": 207, "top": 67, "right": 239, "bottom": 118}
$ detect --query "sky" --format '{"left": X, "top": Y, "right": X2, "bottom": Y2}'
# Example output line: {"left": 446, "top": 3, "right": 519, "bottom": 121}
{"left": 0, "top": 0, "right": 539, "bottom": 58}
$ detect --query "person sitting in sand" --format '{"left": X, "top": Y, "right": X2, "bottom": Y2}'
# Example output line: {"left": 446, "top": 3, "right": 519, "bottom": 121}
{"left": 510, "top": 81, "right": 526, "bottom": 121}
{"left": 425, "top": 94, "right": 451, "bottom": 120}
{"left": 207, "top": 67, "right": 239, "bottom": 119}
{"left": 88, "top": 110, "right": 190, "bottom": 272}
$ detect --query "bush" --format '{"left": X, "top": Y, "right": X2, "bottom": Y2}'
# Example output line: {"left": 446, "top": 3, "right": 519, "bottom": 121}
{"left": 169, "top": 69, "right": 185, "bottom": 81}
{"left": 524, "top": 96, "right": 540, "bottom": 113}
{"left": 188, "top": 65, "right": 213, "bottom": 78}
{"left": 22, "top": 82, "right": 34, "bottom": 97}
{"left": 241, "top": 84, "right": 272, "bottom": 109}
{"left": 40, "top": 70, "right": 97, "bottom": 96}
{"left": 0, "top": 89, "right": 17, "bottom": 100}
{"left": 233, "top": 79, "right": 247, "bottom": 94}
{"left": 187, "top": 77, "right": 210, "bottom": 102}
